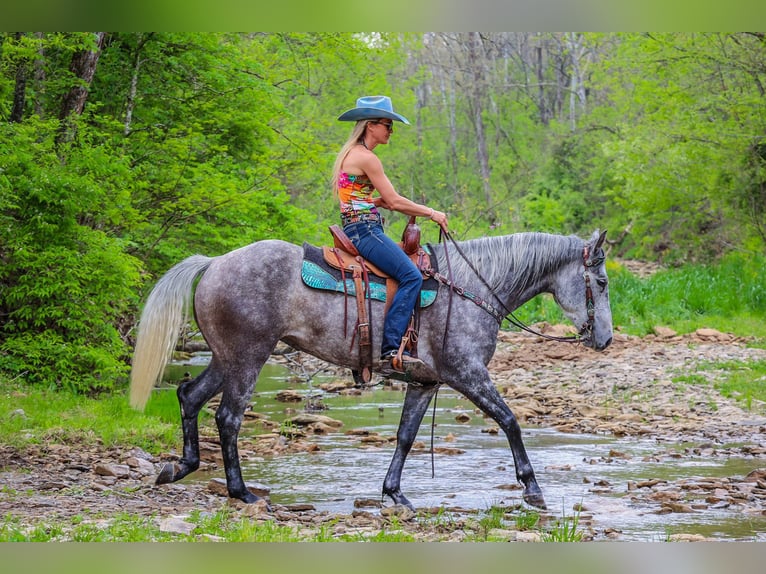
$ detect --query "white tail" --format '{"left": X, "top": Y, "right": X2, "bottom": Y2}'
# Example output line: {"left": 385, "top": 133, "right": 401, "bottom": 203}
{"left": 129, "top": 255, "right": 213, "bottom": 410}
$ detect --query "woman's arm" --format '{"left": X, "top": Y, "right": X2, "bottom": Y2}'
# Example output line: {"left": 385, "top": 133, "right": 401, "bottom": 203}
{"left": 361, "top": 152, "right": 449, "bottom": 230}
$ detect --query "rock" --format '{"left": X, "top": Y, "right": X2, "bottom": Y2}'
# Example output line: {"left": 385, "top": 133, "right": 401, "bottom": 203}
{"left": 283, "top": 503, "right": 315, "bottom": 512}
{"left": 275, "top": 390, "right": 304, "bottom": 403}
{"left": 454, "top": 413, "right": 471, "bottom": 423}
{"left": 354, "top": 498, "right": 383, "bottom": 508}
{"left": 653, "top": 326, "right": 677, "bottom": 338}
{"left": 207, "top": 477, "right": 270, "bottom": 498}
{"left": 381, "top": 504, "right": 416, "bottom": 521}
{"left": 663, "top": 502, "right": 696, "bottom": 513}
{"left": 286, "top": 414, "right": 343, "bottom": 428}
{"left": 745, "top": 468, "right": 766, "bottom": 483}
{"left": 514, "top": 531, "right": 542, "bottom": 542}
{"left": 307, "top": 422, "right": 336, "bottom": 434}
{"left": 319, "top": 381, "right": 353, "bottom": 392}
{"left": 93, "top": 463, "right": 130, "bottom": 478}
{"left": 125, "top": 457, "right": 155, "bottom": 476}
{"left": 669, "top": 533, "right": 708, "bottom": 542}
{"left": 694, "top": 328, "right": 732, "bottom": 342}
{"left": 158, "top": 516, "right": 196, "bottom": 535}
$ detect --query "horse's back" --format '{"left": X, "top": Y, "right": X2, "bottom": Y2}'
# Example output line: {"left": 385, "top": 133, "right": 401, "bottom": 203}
{"left": 194, "top": 239, "right": 303, "bottom": 328}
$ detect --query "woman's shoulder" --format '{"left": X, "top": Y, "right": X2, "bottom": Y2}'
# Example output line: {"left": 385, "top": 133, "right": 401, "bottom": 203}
{"left": 343, "top": 146, "right": 379, "bottom": 174}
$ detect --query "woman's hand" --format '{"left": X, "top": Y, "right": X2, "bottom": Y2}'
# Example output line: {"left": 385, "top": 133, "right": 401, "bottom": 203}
{"left": 428, "top": 209, "right": 448, "bottom": 232}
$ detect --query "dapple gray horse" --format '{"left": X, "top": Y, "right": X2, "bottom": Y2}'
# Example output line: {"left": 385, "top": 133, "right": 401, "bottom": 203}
{"left": 130, "top": 230, "right": 612, "bottom": 510}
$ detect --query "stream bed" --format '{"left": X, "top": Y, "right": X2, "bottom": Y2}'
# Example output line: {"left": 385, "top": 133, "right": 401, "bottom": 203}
{"left": 165, "top": 359, "right": 766, "bottom": 541}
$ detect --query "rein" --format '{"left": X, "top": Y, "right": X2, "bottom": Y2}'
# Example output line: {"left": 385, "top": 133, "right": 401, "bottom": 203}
{"left": 427, "top": 231, "right": 601, "bottom": 343}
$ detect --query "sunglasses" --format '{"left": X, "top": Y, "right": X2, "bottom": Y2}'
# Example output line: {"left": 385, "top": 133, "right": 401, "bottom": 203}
{"left": 370, "top": 120, "right": 394, "bottom": 132}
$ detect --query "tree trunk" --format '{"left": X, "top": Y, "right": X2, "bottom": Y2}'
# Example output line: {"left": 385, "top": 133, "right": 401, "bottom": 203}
{"left": 33, "top": 32, "right": 46, "bottom": 118}
{"left": 10, "top": 33, "right": 27, "bottom": 123}
{"left": 56, "top": 32, "right": 107, "bottom": 148}
{"left": 468, "top": 33, "right": 493, "bottom": 215}
{"left": 124, "top": 32, "right": 154, "bottom": 136}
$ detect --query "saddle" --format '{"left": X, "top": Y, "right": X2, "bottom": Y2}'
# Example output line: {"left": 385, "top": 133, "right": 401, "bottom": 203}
{"left": 323, "top": 216, "right": 431, "bottom": 385}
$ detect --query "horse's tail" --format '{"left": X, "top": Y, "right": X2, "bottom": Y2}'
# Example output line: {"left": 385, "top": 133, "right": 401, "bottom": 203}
{"left": 130, "top": 255, "right": 213, "bottom": 411}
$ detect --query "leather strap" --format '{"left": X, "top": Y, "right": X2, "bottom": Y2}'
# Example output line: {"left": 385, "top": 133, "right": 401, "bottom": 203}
{"left": 352, "top": 258, "right": 373, "bottom": 383}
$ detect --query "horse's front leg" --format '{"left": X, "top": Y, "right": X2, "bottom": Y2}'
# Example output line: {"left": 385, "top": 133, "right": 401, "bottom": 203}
{"left": 382, "top": 382, "right": 440, "bottom": 510}
{"left": 454, "top": 376, "right": 547, "bottom": 510}
{"left": 156, "top": 366, "right": 223, "bottom": 485}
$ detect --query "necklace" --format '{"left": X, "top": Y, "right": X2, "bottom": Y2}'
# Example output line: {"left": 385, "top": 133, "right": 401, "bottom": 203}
{"left": 360, "top": 139, "right": 369, "bottom": 150}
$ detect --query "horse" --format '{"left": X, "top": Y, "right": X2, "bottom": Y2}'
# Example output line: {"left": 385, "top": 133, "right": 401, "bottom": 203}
{"left": 129, "top": 229, "right": 613, "bottom": 511}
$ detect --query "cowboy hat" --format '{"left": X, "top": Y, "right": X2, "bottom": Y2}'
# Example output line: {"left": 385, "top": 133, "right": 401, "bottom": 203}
{"left": 337, "top": 95, "right": 410, "bottom": 125}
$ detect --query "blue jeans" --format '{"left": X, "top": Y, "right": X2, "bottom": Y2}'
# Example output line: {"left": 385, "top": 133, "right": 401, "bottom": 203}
{"left": 343, "top": 221, "right": 423, "bottom": 356}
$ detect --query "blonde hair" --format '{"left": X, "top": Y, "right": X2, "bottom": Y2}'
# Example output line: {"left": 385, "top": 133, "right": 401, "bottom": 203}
{"left": 332, "top": 120, "right": 370, "bottom": 197}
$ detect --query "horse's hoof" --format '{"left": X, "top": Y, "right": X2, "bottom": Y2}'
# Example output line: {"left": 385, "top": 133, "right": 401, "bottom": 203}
{"left": 522, "top": 487, "right": 547, "bottom": 510}
{"left": 155, "top": 463, "right": 176, "bottom": 485}
{"left": 382, "top": 488, "right": 415, "bottom": 511}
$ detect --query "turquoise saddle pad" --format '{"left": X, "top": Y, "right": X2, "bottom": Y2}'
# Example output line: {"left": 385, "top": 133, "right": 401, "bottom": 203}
{"left": 301, "top": 243, "right": 437, "bottom": 308}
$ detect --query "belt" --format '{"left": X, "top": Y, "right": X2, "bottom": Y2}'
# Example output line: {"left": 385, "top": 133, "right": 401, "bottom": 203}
{"left": 341, "top": 212, "right": 382, "bottom": 226}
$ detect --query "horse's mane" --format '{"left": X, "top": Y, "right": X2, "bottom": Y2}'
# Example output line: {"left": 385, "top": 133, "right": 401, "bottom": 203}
{"left": 432, "top": 232, "right": 583, "bottom": 298}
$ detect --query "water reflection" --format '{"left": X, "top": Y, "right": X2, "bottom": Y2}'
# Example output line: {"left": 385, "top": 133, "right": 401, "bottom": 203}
{"left": 165, "top": 358, "right": 766, "bottom": 541}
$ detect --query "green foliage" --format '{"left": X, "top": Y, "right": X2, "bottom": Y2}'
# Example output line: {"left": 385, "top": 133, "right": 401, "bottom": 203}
{"left": 0, "top": 120, "right": 142, "bottom": 392}
{"left": 608, "top": 252, "right": 766, "bottom": 336}
{"left": 511, "top": 252, "right": 766, "bottom": 339}
{"left": 2, "top": 32, "right": 766, "bottom": 394}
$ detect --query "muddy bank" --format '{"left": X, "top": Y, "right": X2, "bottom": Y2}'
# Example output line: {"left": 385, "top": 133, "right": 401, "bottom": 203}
{"left": 2, "top": 328, "right": 766, "bottom": 541}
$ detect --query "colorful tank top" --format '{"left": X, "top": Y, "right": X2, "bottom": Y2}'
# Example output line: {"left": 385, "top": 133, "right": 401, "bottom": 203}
{"left": 338, "top": 172, "right": 381, "bottom": 223}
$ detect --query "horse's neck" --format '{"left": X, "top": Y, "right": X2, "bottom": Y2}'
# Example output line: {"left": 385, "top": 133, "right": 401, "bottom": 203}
{"left": 437, "top": 233, "right": 579, "bottom": 308}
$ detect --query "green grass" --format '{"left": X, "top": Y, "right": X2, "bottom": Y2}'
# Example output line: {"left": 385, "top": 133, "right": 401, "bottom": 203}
{"left": 672, "top": 359, "right": 766, "bottom": 412}
{"left": 0, "top": 379, "right": 184, "bottom": 452}
{"left": 512, "top": 252, "right": 766, "bottom": 339}
{"left": 540, "top": 506, "right": 584, "bottom": 542}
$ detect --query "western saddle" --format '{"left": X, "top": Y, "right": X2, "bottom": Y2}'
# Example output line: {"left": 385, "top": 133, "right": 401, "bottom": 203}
{"left": 324, "top": 216, "right": 431, "bottom": 384}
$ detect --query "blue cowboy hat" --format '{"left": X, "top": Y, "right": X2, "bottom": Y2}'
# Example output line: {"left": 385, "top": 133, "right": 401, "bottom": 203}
{"left": 337, "top": 95, "right": 410, "bottom": 125}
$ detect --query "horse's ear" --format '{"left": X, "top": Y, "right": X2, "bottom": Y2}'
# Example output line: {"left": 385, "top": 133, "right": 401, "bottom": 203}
{"left": 594, "top": 229, "right": 607, "bottom": 251}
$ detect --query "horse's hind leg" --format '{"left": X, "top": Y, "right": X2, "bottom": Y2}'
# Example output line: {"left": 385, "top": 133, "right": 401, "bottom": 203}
{"left": 215, "top": 361, "right": 266, "bottom": 505}
{"left": 156, "top": 364, "right": 223, "bottom": 485}
{"left": 454, "top": 377, "right": 547, "bottom": 509}
{"left": 382, "top": 382, "right": 440, "bottom": 510}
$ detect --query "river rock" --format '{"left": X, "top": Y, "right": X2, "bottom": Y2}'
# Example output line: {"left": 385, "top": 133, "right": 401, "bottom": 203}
{"left": 286, "top": 413, "right": 343, "bottom": 428}
{"left": 745, "top": 468, "right": 766, "bottom": 482}
{"left": 275, "top": 390, "right": 304, "bottom": 402}
{"left": 93, "top": 463, "right": 130, "bottom": 478}
{"left": 125, "top": 456, "right": 155, "bottom": 476}
{"left": 207, "top": 477, "right": 270, "bottom": 498}
{"left": 381, "top": 504, "right": 415, "bottom": 521}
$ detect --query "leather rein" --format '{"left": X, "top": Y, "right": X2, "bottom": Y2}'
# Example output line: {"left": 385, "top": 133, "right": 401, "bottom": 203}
{"left": 425, "top": 231, "right": 602, "bottom": 344}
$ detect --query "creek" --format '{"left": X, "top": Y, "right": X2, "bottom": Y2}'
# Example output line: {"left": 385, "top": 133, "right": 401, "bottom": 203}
{"left": 165, "top": 358, "right": 766, "bottom": 541}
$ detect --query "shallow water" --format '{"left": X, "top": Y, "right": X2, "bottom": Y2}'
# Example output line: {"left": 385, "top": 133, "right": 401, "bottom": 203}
{"left": 166, "top": 360, "right": 766, "bottom": 541}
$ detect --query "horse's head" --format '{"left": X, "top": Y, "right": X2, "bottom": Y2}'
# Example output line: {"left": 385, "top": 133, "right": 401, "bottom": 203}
{"left": 553, "top": 229, "right": 613, "bottom": 351}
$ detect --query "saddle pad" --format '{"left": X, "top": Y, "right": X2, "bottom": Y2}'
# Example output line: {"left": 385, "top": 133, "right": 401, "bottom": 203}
{"left": 301, "top": 244, "right": 437, "bottom": 307}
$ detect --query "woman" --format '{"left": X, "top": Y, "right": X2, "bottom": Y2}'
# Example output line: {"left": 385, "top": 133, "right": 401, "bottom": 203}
{"left": 333, "top": 95, "right": 448, "bottom": 371}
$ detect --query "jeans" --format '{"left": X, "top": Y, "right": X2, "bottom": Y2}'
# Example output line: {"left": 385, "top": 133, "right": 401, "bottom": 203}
{"left": 343, "top": 221, "right": 423, "bottom": 356}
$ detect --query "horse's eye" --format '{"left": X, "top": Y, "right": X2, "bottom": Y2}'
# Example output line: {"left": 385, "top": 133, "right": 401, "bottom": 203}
{"left": 597, "top": 278, "right": 608, "bottom": 290}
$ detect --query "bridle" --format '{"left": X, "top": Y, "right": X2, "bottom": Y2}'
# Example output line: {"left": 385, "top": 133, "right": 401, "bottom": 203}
{"left": 426, "top": 231, "right": 603, "bottom": 344}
